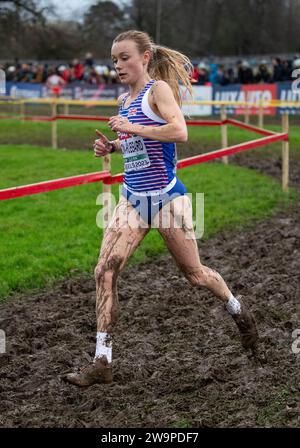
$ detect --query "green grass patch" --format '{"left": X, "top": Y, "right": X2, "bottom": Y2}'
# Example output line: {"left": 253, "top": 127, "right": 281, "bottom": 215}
{"left": 0, "top": 118, "right": 117, "bottom": 151}
{"left": 168, "top": 418, "right": 193, "bottom": 428}
{"left": 256, "top": 387, "right": 293, "bottom": 426}
{"left": 0, "top": 143, "right": 298, "bottom": 301}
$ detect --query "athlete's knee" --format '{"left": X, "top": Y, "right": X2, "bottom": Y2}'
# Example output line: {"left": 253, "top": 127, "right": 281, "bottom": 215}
{"left": 94, "top": 255, "right": 124, "bottom": 284}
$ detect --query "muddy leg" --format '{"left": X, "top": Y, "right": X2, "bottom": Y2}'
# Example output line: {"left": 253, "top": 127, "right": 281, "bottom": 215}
{"left": 155, "top": 195, "right": 258, "bottom": 350}
{"left": 64, "top": 197, "right": 150, "bottom": 386}
{"left": 95, "top": 196, "right": 150, "bottom": 332}
{"left": 155, "top": 195, "right": 231, "bottom": 302}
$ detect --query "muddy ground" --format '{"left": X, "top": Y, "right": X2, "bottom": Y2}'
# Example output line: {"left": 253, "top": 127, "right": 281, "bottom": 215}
{"left": 0, "top": 152, "right": 299, "bottom": 428}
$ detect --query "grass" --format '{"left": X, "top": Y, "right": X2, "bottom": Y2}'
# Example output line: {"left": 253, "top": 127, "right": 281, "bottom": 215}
{"left": 168, "top": 418, "right": 193, "bottom": 428}
{"left": 0, "top": 116, "right": 117, "bottom": 151}
{"left": 0, "top": 115, "right": 299, "bottom": 301}
{"left": 256, "top": 387, "right": 294, "bottom": 427}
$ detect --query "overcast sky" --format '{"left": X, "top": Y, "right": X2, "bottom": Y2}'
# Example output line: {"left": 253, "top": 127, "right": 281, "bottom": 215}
{"left": 46, "top": 0, "right": 94, "bottom": 20}
{"left": 46, "top": 0, "right": 125, "bottom": 20}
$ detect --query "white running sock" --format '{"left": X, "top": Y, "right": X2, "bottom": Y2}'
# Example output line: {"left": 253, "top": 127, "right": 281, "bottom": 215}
{"left": 226, "top": 293, "right": 241, "bottom": 315}
{"left": 94, "top": 332, "right": 112, "bottom": 363}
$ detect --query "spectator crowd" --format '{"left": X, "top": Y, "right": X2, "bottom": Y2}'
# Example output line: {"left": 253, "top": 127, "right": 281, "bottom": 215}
{"left": 1, "top": 52, "right": 300, "bottom": 87}
{"left": 191, "top": 57, "right": 300, "bottom": 85}
{"left": 1, "top": 53, "right": 118, "bottom": 86}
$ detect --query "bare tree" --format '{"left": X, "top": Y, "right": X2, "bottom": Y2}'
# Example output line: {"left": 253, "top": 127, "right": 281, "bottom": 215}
{"left": 82, "top": 0, "right": 128, "bottom": 57}
{"left": 0, "top": 0, "right": 53, "bottom": 21}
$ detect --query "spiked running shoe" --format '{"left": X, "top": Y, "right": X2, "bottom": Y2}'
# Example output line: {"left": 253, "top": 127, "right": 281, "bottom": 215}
{"left": 64, "top": 355, "right": 113, "bottom": 387}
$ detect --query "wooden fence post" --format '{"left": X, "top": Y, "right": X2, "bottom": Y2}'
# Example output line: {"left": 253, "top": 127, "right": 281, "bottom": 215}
{"left": 103, "top": 154, "right": 112, "bottom": 229}
{"left": 20, "top": 100, "right": 25, "bottom": 118}
{"left": 258, "top": 94, "right": 264, "bottom": 128}
{"left": 282, "top": 112, "right": 289, "bottom": 193}
{"left": 221, "top": 105, "right": 228, "bottom": 164}
{"left": 51, "top": 101, "right": 57, "bottom": 149}
{"left": 244, "top": 92, "right": 250, "bottom": 124}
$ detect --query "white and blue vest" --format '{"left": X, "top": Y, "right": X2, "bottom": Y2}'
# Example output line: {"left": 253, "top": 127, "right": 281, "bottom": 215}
{"left": 118, "top": 79, "right": 177, "bottom": 193}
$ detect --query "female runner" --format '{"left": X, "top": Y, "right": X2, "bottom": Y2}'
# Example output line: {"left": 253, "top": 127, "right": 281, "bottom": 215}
{"left": 65, "top": 30, "right": 258, "bottom": 387}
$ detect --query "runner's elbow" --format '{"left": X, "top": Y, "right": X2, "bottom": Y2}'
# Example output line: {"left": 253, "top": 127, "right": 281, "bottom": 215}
{"left": 176, "top": 128, "right": 188, "bottom": 142}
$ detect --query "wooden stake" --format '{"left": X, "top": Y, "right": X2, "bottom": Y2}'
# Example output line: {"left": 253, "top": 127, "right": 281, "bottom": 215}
{"left": 282, "top": 112, "right": 289, "bottom": 193}
{"left": 244, "top": 92, "right": 250, "bottom": 124}
{"left": 102, "top": 154, "right": 112, "bottom": 229}
{"left": 258, "top": 95, "right": 264, "bottom": 128}
{"left": 51, "top": 101, "right": 57, "bottom": 149}
{"left": 221, "top": 105, "right": 228, "bottom": 164}
{"left": 20, "top": 100, "right": 24, "bottom": 118}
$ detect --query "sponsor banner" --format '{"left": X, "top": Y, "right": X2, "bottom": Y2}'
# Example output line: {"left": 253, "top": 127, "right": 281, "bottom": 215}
{"left": 181, "top": 85, "right": 212, "bottom": 116}
{"left": 213, "top": 84, "right": 277, "bottom": 116}
{"left": 5, "top": 82, "right": 42, "bottom": 98}
{"left": 277, "top": 81, "right": 300, "bottom": 115}
{"left": 237, "top": 84, "right": 277, "bottom": 116}
{"left": 73, "top": 84, "right": 119, "bottom": 100}
{"left": 213, "top": 84, "right": 242, "bottom": 115}
{"left": 4, "top": 82, "right": 121, "bottom": 101}
{"left": 3, "top": 82, "right": 299, "bottom": 115}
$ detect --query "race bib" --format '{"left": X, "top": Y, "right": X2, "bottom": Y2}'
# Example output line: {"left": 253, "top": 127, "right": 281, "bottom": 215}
{"left": 121, "top": 135, "right": 151, "bottom": 172}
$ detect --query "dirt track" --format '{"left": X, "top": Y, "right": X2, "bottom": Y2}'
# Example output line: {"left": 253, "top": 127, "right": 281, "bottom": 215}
{"left": 0, "top": 152, "right": 299, "bottom": 428}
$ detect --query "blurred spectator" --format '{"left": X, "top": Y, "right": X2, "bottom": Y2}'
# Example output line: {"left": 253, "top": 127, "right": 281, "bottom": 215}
{"left": 226, "top": 67, "right": 235, "bottom": 84}
{"left": 293, "top": 58, "right": 300, "bottom": 69}
{"left": 6, "top": 65, "right": 17, "bottom": 81}
{"left": 46, "top": 68, "right": 65, "bottom": 97}
{"left": 272, "top": 57, "right": 285, "bottom": 82}
{"left": 17, "top": 63, "right": 33, "bottom": 82}
{"left": 31, "top": 64, "right": 47, "bottom": 83}
{"left": 109, "top": 69, "right": 118, "bottom": 84}
{"left": 58, "top": 65, "right": 71, "bottom": 83}
{"left": 86, "top": 66, "right": 101, "bottom": 85}
{"left": 216, "top": 65, "right": 230, "bottom": 85}
{"left": 208, "top": 63, "right": 218, "bottom": 84}
{"left": 237, "top": 60, "right": 254, "bottom": 84}
{"left": 255, "top": 60, "right": 271, "bottom": 83}
{"left": 191, "top": 64, "right": 200, "bottom": 83}
{"left": 102, "top": 65, "right": 110, "bottom": 84}
{"left": 282, "top": 59, "right": 293, "bottom": 81}
{"left": 197, "top": 63, "right": 209, "bottom": 85}
{"left": 84, "top": 52, "right": 94, "bottom": 68}
{"left": 72, "top": 59, "right": 85, "bottom": 81}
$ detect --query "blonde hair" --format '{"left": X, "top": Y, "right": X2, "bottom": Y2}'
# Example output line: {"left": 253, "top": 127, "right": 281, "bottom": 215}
{"left": 112, "top": 30, "right": 193, "bottom": 106}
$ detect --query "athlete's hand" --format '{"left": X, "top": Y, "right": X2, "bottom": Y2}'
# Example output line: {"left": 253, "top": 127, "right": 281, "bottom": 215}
{"left": 93, "top": 130, "right": 114, "bottom": 157}
{"left": 108, "top": 115, "right": 132, "bottom": 133}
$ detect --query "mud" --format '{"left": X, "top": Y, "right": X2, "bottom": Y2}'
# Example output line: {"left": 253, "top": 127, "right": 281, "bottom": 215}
{"left": 231, "top": 150, "right": 300, "bottom": 188}
{"left": 0, "top": 154, "right": 299, "bottom": 428}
